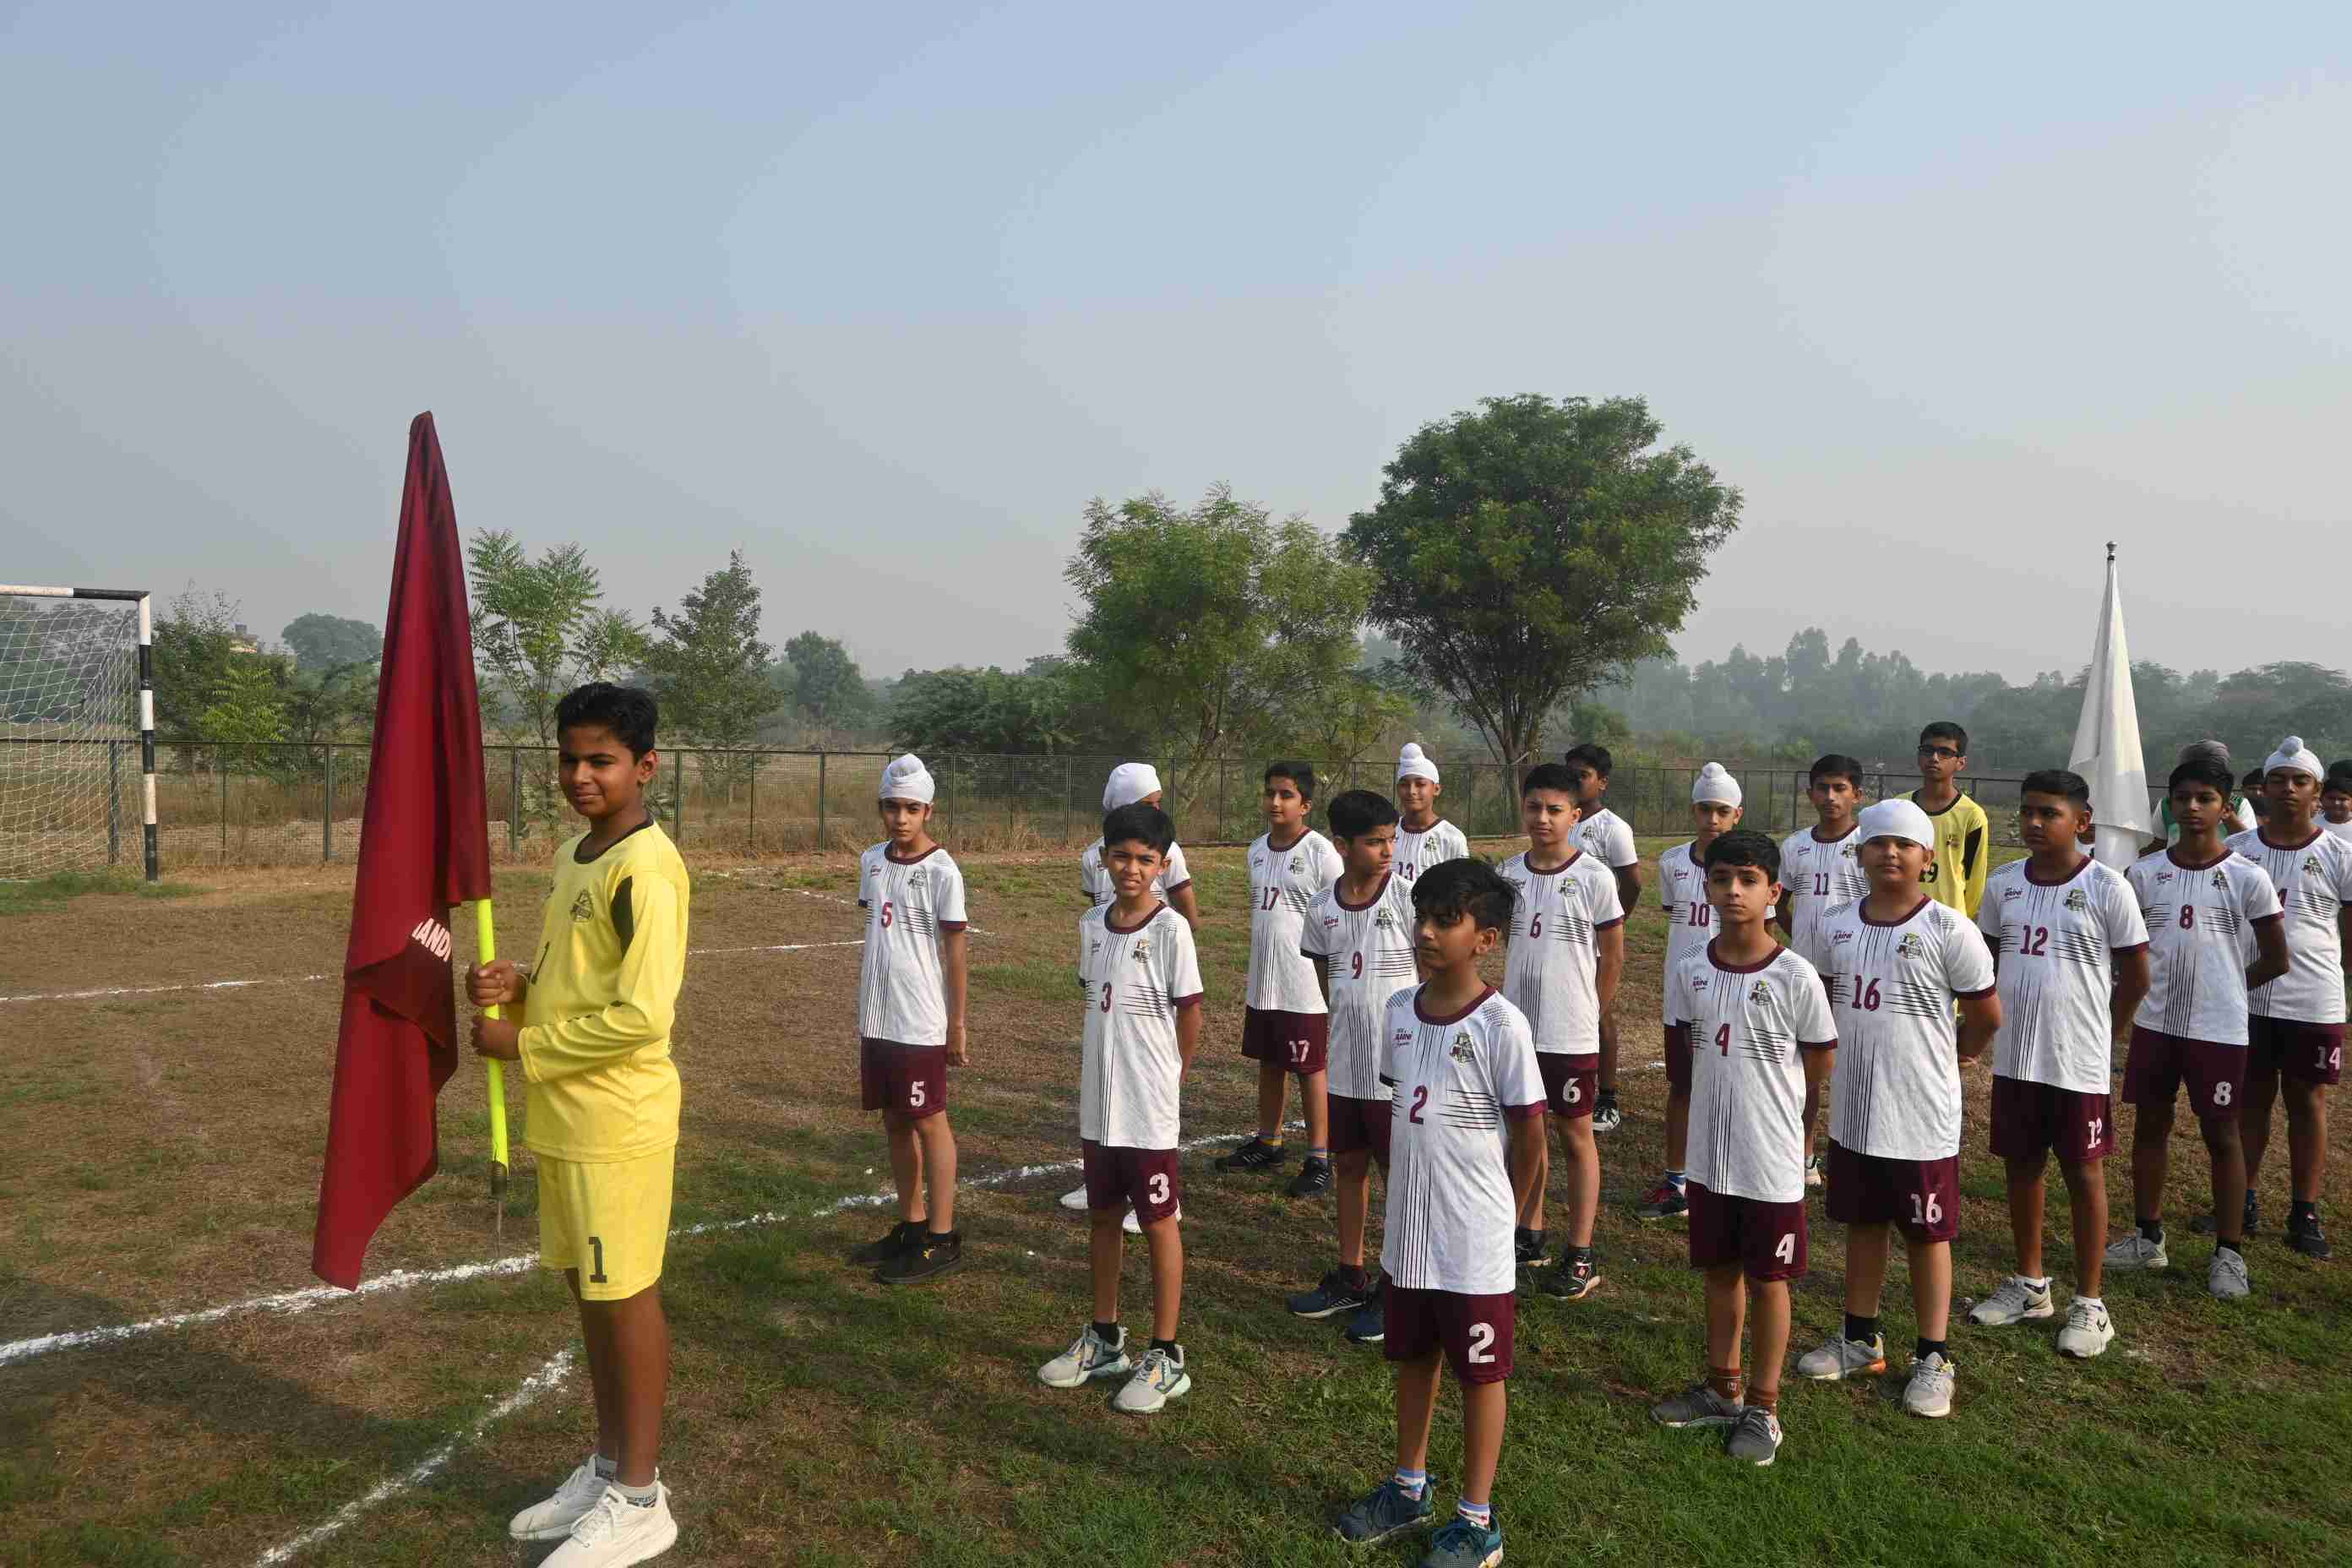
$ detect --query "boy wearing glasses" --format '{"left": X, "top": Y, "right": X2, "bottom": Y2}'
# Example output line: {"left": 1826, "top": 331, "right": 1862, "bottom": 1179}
{"left": 1913, "top": 722, "right": 1990, "bottom": 920}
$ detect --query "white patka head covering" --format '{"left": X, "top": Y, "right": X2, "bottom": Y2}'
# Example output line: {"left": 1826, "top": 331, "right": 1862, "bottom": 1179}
{"left": 1102, "top": 761, "right": 1162, "bottom": 812}
{"left": 1856, "top": 798, "right": 1935, "bottom": 851}
{"left": 1692, "top": 762, "right": 1742, "bottom": 807}
{"left": 2266, "top": 735, "right": 2323, "bottom": 783}
{"left": 1396, "top": 743, "right": 1440, "bottom": 785}
{"left": 879, "top": 754, "right": 936, "bottom": 803}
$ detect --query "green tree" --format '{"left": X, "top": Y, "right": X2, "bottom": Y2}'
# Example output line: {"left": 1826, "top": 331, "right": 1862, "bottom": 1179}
{"left": 466, "top": 531, "right": 607, "bottom": 747}
{"left": 574, "top": 607, "right": 651, "bottom": 683}
{"left": 150, "top": 589, "right": 251, "bottom": 734}
{"left": 1343, "top": 395, "right": 1741, "bottom": 770}
{"left": 280, "top": 613, "right": 382, "bottom": 673}
{"left": 645, "top": 551, "right": 780, "bottom": 788}
{"left": 197, "top": 658, "right": 288, "bottom": 771}
{"left": 1064, "top": 485, "right": 1374, "bottom": 791}
{"left": 784, "top": 632, "right": 874, "bottom": 727}
{"left": 889, "top": 656, "right": 1120, "bottom": 754}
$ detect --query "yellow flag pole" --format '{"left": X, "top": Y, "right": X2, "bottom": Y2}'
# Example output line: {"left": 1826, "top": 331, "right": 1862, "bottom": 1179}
{"left": 477, "top": 896, "right": 510, "bottom": 1236}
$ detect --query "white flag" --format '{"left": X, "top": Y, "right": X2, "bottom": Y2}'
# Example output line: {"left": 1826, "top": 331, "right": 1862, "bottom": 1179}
{"left": 2068, "top": 549, "right": 2153, "bottom": 868}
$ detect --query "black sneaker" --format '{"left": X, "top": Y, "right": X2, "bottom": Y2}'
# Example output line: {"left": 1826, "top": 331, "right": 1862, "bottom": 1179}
{"left": 1286, "top": 1157, "right": 1334, "bottom": 1198}
{"left": 2191, "top": 1192, "right": 2258, "bottom": 1239}
{"left": 1591, "top": 1095, "right": 1623, "bottom": 1134}
{"left": 1343, "top": 1280, "right": 1386, "bottom": 1344}
{"left": 1515, "top": 1230, "right": 1547, "bottom": 1269}
{"left": 1331, "top": 1474, "right": 1436, "bottom": 1545}
{"left": 2286, "top": 1211, "right": 2333, "bottom": 1260}
{"left": 1539, "top": 1249, "right": 1602, "bottom": 1300}
{"left": 849, "top": 1219, "right": 922, "bottom": 1266}
{"left": 1288, "top": 1266, "right": 1373, "bottom": 1319}
{"left": 875, "top": 1229, "right": 963, "bottom": 1284}
{"left": 1216, "top": 1137, "right": 1289, "bottom": 1173}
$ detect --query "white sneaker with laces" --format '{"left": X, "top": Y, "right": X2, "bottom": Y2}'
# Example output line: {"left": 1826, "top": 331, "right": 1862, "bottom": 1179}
{"left": 2208, "top": 1249, "right": 2251, "bottom": 1301}
{"left": 510, "top": 1458, "right": 612, "bottom": 1542}
{"left": 1967, "top": 1276, "right": 2055, "bottom": 1326}
{"left": 1037, "top": 1324, "right": 1132, "bottom": 1388}
{"left": 1112, "top": 1345, "right": 1191, "bottom": 1413}
{"left": 1795, "top": 1334, "right": 1886, "bottom": 1381}
{"left": 1902, "top": 1352, "right": 1957, "bottom": 1418}
{"left": 1805, "top": 1153, "right": 1825, "bottom": 1189}
{"left": 2103, "top": 1233, "right": 2168, "bottom": 1271}
{"left": 2056, "top": 1298, "right": 2114, "bottom": 1358}
{"left": 542, "top": 1484, "right": 677, "bottom": 1568}
{"left": 1059, "top": 1184, "right": 1090, "bottom": 1211}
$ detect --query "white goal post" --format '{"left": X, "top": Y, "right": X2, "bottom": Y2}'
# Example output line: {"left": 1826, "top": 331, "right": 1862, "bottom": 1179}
{"left": 0, "top": 585, "right": 158, "bottom": 880}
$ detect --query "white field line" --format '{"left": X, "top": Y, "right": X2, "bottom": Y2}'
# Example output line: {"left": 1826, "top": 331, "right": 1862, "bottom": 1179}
{"left": 0, "top": 1127, "right": 1285, "bottom": 1369}
{"left": 248, "top": 1347, "right": 575, "bottom": 1567}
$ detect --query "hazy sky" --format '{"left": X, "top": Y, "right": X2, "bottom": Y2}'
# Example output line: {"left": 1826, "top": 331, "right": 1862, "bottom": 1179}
{"left": 6, "top": 3, "right": 2348, "bottom": 683}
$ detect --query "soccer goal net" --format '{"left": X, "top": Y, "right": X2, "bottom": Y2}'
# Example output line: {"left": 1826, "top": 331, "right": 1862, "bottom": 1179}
{"left": 0, "top": 587, "right": 156, "bottom": 879}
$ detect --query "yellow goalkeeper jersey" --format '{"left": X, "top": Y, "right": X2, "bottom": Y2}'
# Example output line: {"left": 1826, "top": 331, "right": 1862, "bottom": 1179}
{"left": 1913, "top": 790, "right": 1990, "bottom": 920}
{"left": 519, "top": 816, "right": 691, "bottom": 1162}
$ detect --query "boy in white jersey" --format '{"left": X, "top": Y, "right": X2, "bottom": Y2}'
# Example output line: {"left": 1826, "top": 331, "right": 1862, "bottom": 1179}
{"left": 1331, "top": 858, "right": 1542, "bottom": 1566}
{"left": 847, "top": 755, "right": 971, "bottom": 1285}
{"left": 2323, "top": 763, "right": 2352, "bottom": 841}
{"left": 1217, "top": 761, "right": 1345, "bottom": 1195}
{"left": 1565, "top": 743, "right": 1642, "bottom": 1131}
{"left": 2102, "top": 756, "right": 2287, "bottom": 1298}
{"left": 2224, "top": 737, "right": 2352, "bottom": 1260}
{"left": 1393, "top": 743, "right": 1470, "bottom": 886}
{"left": 1499, "top": 763, "right": 1625, "bottom": 1300}
{"left": 1637, "top": 763, "right": 1745, "bottom": 1222}
{"left": 1292, "top": 790, "right": 1420, "bottom": 1344}
{"left": 1037, "top": 803, "right": 1206, "bottom": 1413}
{"left": 1796, "top": 800, "right": 2000, "bottom": 1419}
{"left": 1777, "top": 754, "right": 1871, "bottom": 1188}
{"left": 1650, "top": 831, "right": 1836, "bottom": 1467}
{"left": 1966, "top": 770, "right": 2149, "bottom": 1358}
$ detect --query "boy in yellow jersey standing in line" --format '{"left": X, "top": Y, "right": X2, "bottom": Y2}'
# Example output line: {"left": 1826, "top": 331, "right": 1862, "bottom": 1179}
{"left": 470, "top": 683, "right": 691, "bottom": 1568}
{"left": 1913, "top": 721, "right": 1990, "bottom": 919}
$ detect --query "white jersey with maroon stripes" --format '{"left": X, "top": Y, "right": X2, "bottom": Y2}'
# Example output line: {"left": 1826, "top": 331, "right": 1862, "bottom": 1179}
{"left": 2126, "top": 848, "right": 2283, "bottom": 1044}
{"left": 1378, "top": 986, "right": 1545, "bottom": 1295}
{"left": 1076, "top": 901, "right": 1204, "bottom": 1149}
{"left": 1497, "top": 849, "right": 1626, "bottom": 1056}
{"left": 1669, "top": 944, "right": 1837, "bottom": 1203}
{"left": 1394, "top": 818, "right": 1470, "bottom": 887}
{"left": 1658, "top": 841, "right": 1714, "bottom": 1012}
{"left": 1246, "top": 829, "right": 1344, "bottom": 1012}
{"left": 2325, "top": 816, "right": 2352, "bottom": 842}
{"left": 1574, "top": 806, "right": 1638, "bottom": 870}
{"left": 1817, "top": 897, "right": 1995, "bottom": 1161}
{"left": 857, "top": 844, "right": 970, "bottom": 1047}
{"left": 1298, "top": 874, "right": 1418, "bottom": 1100}
{"left": 1975, "top": 857, "right": 2150, "bottom": 1093}
{"left": 2228, "top": 826, "right": 2352, "bottom": 1025}
{"left": 1779, "top": 825, "right": 1870, "bottom": 971}
{"left": 1079, "top": 836, "right": 1192, "bottom": 909}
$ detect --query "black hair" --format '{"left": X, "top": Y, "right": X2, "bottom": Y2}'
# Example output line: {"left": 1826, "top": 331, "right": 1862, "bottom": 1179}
{"left": 555, "top": 683, "right": 658, "bottom": 757}
{"left": 1411, "top": 855, "right": 1514, "bottom": 934}
{"left": 2020, "top": 768, "right": 2091, "bottom": 807}
{"left": 1327, "top": 789, "right": 1399, "bottom": 840}
{"left": 1521, "top": 762, "right": 1582, "bottom": 799}
{"left": 1701, "top": 828, "right": 1782, "bottom": 882}
{"left": 1810, "top": 753, "right": 1865, "bottom": 788}
{"left": 1561, "top": 743, "right": 1614, "bottom": 778}
{"left": 1265, "top": 760, "right": 1317, "bottom": 802}
{"left": 2168, "top": 757, "right": 2235, "bottom": 797}
{"left": 2326, "top": 762, "right": 2352, "bottom": 791}
{"left": 1101, "top": 803, "right": 1175, "bottom": 857}
{"left": 2241, "top": 769, "right": 2268, "bottom": 790}
{"left": 1919, "top": 721, "right": 1968, "bottom": 754}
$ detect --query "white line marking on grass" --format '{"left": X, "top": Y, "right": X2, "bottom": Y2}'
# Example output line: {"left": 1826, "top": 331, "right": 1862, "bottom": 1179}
{"left": 248, "top": 1347, "right": 575, "bottom": 1567}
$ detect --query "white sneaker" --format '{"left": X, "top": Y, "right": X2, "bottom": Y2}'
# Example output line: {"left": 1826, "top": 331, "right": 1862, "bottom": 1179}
{"left": 2056, "top": 1298, "right": 2114, "bottom": 1358}
{"left": 2103, "top": 1233, "right": 2169, "bottom": 1271}
{"left": 2208, "top": 1249, "right": 2251, "bottom": 1301}
{"left": 510, "top": 1458, "right": 612, "bottom": 1541}
{"left": 1111, "top": 1345, "right": 1191, "bottom": 1414}
{"left": 542, "top": 1484, "right": 677, "bottom": 1568}
{"left": 1795, "top": 1334, "right": 1886, "bottom": 1381}
{"left": 1902, "top": 1352, "right": 1957, "bottom": 1418}
{"left": 1120, "top": 1202, "right": 1179, "bottom": 1234}
{"left": 1037, "top": 1324, "right": 1132, "bottom": 1388}
{"left": 1059, "top": 1184, "right": 1090, "bottom": 1211}
{"left": 1805, "top": 1153, "right": 1826, "bottom": 1189}
{"left": 1967, "top": 1276, "right": 2055, "bottom": 1326}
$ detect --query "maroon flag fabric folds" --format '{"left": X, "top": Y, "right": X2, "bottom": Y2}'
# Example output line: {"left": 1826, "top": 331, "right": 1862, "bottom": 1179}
{"left": 313, "top": 412, "right": 493, "bottom": 1288}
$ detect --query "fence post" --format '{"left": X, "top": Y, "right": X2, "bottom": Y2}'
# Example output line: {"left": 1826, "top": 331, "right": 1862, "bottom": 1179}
{"left": 816, "top": 751, "right": 828, "bottom": 850}
{"left": 1064, "top": 758, "right": 1075, "bottom": 846}
{"left": 219, "top": 763, "right": 228, "bottom": 864}
{"left": 749, "top": 752, "right": 759, "bottom": 854}
{"left": 108, "top": 741, "right": 121, "bottom": 865}
{"left": 323, "top": 747, "right": 335, "bottom": 863}
{"left": 675, "top": 751, "right": 688, "bottom": 846}
{"left": 509, "top": 745, "right": 522, "bottom": 857}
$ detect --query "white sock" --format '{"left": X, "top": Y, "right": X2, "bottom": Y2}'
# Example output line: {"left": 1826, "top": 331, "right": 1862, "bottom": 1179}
{"left": 615, "top": 1475, "right": 660, "bottom": 1507}
{"left": 592, "top": 1453, "right": 617, "bottom": 1479}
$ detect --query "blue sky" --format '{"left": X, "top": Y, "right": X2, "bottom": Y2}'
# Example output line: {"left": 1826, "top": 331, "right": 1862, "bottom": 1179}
{"left": 5, "top": 3, "right": 2347, "bottom": 680}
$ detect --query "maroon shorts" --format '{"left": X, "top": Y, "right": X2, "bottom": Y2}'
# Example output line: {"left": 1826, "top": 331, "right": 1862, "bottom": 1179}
{"left": 1538, "top": 1052, "right": 1599, "bottom": 1119}
{"left": 1685, "top": 1180, "right": 1807, "bottom": 1282}
{"left": 859, "top": 1038, "right": 947, "bottom": 1119}
{"left": 2125, "top": 1026, "right": 2249, "bottom": 1121}
{"left": 1241, "top": 1006, "right": 1330, "bottom": 1074}
{"left": 1824, "top": 1141, "right": 1960, "bottom": 1241}
{"left": 1328, "top": 1093, "right": 1392, "bottom": 1165}
{"left": 1081, "top": 1141, "right": 1183, "bottom": 1224}
{"left": 2248, "top": 1015, "right": 2345, "bottom": 1087}
{"left": 1988, "top": 1075, "right": 2115, "bottom": 1162}
{"left": 1664, "top": 1024, "right": 1692, "bottom": 1096}
{"left": 1382, "top": 1285, "right": 1514, "bottom": 1385}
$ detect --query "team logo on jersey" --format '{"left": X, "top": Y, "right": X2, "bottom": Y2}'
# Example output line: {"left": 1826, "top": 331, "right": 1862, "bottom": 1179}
{"left": 1830, "top": 927, "right": 1855, "bottom": 946}
{"left": 569, "top": 890, "right": 595, "bottom": 922}
{"left": 2305, "top": 856, "right": 2323, "bottom": 875}
{"left": 1375, "top": 906, "right": 1397, "bottom": 929}
{"left": 908, "top": 866, "right": 929, "bottom": 888}
{"left": 2155, "top": 868, "right": 2174, "bottom": 885}
{"left": 2212, "top": 869, "right": 2230, "bottom": 890}
{"left": 2003, "top": 885, "right": 2024, "bottom": 901}
{"left": 1131, "top": 938, "right": 1150, "bottom": 961}
{"left": 1450, "top": 1032, "right": 1475, "bottom": 1062}
{"left": 1749, "top": 980, "right": 1773, "bottom": 1004}
{"left": 2065, "top": 888, "right": 2088, "bottom": 912}
{"left": 1289, "top": 854, "right": 1304, "bottom": 873}
{"left": 1897, "top": 932, "right": 1924, "bottom": 960}
{"left": 1839, "top": 842, "right": 1856, "bottom": 859}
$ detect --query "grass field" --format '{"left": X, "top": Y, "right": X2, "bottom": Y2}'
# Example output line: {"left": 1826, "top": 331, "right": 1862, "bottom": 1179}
{"left": 3, "top": 840, "right": 2349, "bottom": 1568}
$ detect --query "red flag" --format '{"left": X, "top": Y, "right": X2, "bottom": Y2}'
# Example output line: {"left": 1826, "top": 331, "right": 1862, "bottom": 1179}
{"left": 312, "top": 412, "right": 493, "bottom": 1288}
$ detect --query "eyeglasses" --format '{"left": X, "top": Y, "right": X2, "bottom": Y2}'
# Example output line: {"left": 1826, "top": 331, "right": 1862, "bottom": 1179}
{"left": 1918, "top": 746, "right": 1962, "bottom": 761}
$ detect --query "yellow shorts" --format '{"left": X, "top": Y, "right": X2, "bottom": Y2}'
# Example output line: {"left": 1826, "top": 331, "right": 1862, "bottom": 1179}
{"left": 536, "top": 1148, "right": 674, "bottom": 1300}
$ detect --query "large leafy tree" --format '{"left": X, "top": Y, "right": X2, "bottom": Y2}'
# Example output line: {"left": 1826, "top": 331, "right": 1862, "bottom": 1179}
{"left": 1064, "top": 486, "right": 1374, "bottom": 789}
{"left": 1343, "top": 395, "right": 1740, "bottom": 769}
{"left": 783, "top": 631, "right": 874, "bottom": 727}
{"left": 645, "top": 550, "right": 781, "bottom": 781}
{"left": 890, "top": 656, "right": 1122, "bottom": 754}
{"left": 280, "top": 613, "right": 382, "bottom": 673}
{"left": 467, "top": 532, "right": 643, "bottom": 746}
